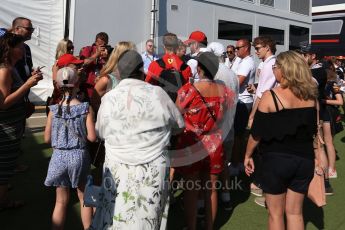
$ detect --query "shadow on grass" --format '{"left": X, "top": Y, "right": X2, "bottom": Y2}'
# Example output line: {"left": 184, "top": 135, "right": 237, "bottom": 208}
{"left": 167, "top": 174, "right": 251, "bottom": 230}
{"left": 0, "top": 131, "right": 83, "bottom": 230}
{"left": 340, "top": 136, "right": 345, "bottom": 143}
{"left": 215, "top": 174, "right": 251, "bottom": 230}
{"left": 303, "top": 199, "right": 325, "bottom": 229}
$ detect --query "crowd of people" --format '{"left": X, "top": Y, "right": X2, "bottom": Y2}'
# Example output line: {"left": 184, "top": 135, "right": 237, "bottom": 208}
{"left": 0, "top": 16, "right": 344, "bottom": 230}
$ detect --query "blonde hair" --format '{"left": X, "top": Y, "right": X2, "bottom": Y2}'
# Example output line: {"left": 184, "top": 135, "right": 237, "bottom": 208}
{"left": 100, "top": 41, "right": 136, "bottom": 76}
{"left": 55, "top": 38, "right": 73, "bottom": 60}
{"left": 277, "top": 50, "right": 318, "bottom": 100}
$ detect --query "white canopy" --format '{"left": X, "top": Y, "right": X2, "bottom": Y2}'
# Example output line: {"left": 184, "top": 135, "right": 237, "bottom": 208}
{"left": 0, "top": 0, "right": 65, "bottom": 104}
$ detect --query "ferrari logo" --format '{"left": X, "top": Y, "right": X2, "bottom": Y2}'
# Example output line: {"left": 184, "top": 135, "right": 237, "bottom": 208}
{"left": 167, "top": 58, "right": 174, "bottom": 64}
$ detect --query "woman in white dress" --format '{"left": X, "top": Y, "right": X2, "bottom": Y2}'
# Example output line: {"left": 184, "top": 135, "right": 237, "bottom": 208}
{"left": 91, "top": 50, "right": 184, "bottom": 229}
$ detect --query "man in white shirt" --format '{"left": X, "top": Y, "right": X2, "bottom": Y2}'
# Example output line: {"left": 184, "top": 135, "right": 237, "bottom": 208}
{"left": 232, "top": 38, "right": 255, "bottom": 170}
{"left": 225, "top": 44, "right": 241, "bottom": 72}
{"left": 234, "top": 39, "right": 255, "bottom": 129}
{"left": 248, "top": 36, "right": 277, "bottom": 128}
{"left": 141, "top": 39, "right": 158, "bottom": 74}
{"left": 184, "top": 30, "right": 208, "bottom": 81}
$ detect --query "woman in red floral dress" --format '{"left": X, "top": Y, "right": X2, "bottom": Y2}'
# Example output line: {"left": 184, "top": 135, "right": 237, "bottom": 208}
{"left": 173, "top": 52, "right": 235, "bottom": 230}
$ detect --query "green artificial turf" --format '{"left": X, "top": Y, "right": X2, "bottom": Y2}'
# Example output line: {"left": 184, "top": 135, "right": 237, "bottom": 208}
{"left": 0, "top": 127, "right": 344, "bottom": 229}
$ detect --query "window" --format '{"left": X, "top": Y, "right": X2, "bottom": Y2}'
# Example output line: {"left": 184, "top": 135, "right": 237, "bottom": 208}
{"left": 260, "top": 0, "right": 274, "bottom": 7}
{"left": 289, "top": 25, "right": 309, "bottom": 50}
{"left": 290, "top": 0, "right": 310, "bottom": 15}
{"left": 259, "top": 26, "right": 284, "bottom": 45}
{"left": 218, "top": 20, "right": 253, "bottom": 41}
{"left": 312, "top": 20, "right": 343, "bottom": 36}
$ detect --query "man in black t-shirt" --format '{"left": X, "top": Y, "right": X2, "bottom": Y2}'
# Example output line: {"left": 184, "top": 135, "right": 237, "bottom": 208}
{"left": 10, "top": 17, "right": 36, "bottom": 173}
{"left": 299, "top": 45, "right": 327, "bottom": 101}
{"left": 11, "top": 17, "right": 34, "bottom": 82}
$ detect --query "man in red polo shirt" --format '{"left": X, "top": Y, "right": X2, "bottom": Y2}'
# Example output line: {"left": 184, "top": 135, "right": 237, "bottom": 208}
{"left": 145, "top": 33, "right": 192, "bottom": 93}
{"left": 79, "top": 32, "right": 110, "bottom": 101}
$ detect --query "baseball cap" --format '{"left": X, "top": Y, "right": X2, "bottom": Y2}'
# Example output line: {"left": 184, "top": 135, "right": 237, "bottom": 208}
{"left": 207, "top": 42, "right": 225, "bottom": 57}
{"left": 184, "top": 31, "right": 208, "bottom": 45}
{"left": 298, "top": 42, "right": 319, "bottom": 54}
{"left": 56, "top": 67, "right": 79, "bottom": 88}
{"left": 57, "top": 54, "right": 84, "bottom": 68}
{"left": 117, "top": 50, "right": 144, "bottom": 79}
{"left": 196, "top": 51, "right": 219, "bottom": 78}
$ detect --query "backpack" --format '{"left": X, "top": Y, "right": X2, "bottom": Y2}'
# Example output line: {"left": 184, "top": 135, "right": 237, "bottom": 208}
{"left": 155, "top": 59, "right": 188, "bottom": 102}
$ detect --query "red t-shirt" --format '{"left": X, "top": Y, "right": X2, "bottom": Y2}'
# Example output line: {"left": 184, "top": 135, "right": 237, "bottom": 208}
{"left": 145, "top": 53, "right": 192, "bottom": 85}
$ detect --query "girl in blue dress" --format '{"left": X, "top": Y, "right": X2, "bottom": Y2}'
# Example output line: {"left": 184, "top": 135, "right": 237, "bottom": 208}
{"left": 44, "top": 67, "right": 96, "bottom": 229}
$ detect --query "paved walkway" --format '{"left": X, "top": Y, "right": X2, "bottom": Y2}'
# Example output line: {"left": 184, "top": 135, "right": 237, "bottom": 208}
{"left": 26, "top": 106, "right": 46, "bottom": 135}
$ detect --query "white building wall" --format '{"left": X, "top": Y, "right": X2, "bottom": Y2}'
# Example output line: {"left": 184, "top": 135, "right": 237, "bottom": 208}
{"left": 163, "top": 0, "right": 312, "bottom": 62}
{"left": 0, "top": 0, "right": 65, "bottom": 103}
{"left": 72, "top": 0, "right": 153, "bottom": 55}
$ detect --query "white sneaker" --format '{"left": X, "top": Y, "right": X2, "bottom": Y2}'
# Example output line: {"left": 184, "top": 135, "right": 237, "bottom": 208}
{"left": 250, "top": 188, "right": 263, "bottom": 197}
{"left": 328, "top": 168, "right": 337, "bottom": 179}
{"left": 254, "top": 197, "right": 266, "bottom": 208}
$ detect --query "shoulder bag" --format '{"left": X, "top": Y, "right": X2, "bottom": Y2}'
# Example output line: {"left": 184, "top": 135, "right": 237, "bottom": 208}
{"left": 307, "top": 101, "right": 326, "bottom": 207}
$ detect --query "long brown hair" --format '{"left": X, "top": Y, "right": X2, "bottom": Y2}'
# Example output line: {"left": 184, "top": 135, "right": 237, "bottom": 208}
{"left": 0, "top": 33, "right": 24, "bottom": 65}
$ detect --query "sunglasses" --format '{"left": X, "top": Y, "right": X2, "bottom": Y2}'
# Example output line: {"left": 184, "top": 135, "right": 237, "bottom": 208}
{"left": 235, "top": 45, "right": 246, "bottom": 50}
{"left": 17, "top": 26, "right": 35, "bottom": 32}
{"left": 227, "top": 51, "right": 234, "bottom": 54}
{"left": 254, "top": 46, "right": 264, "bottom": 51}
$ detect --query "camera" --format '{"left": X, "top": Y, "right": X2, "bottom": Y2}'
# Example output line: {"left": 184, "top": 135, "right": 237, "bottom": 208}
{"left": 103, "top": 45, "right": 113, "bottom": 54}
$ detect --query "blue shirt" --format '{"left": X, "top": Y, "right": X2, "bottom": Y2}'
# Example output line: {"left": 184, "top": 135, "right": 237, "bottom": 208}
{"left": 0, "top": 28, "right": 7, "bottom": 37}
{"left": 141, "top": 51, "right": 158, "bottom": 74}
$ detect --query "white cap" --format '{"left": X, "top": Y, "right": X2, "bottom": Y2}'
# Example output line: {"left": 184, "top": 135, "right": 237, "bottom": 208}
{"left": 207, "top": 42, "right": 225, "bottom": 57}
{"left": 198, "top": 47, "right": 209, "bottom": 53}
{"left": 56, "top": 67, "right": 79, "bottom": 88}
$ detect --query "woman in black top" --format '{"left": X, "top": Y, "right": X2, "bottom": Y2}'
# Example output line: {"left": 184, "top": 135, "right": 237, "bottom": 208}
{"left": 322, "top": 61, "right": 344, "bottom": 179}
{"left": 244, "top": 51, "right": 318, "bottom": 230}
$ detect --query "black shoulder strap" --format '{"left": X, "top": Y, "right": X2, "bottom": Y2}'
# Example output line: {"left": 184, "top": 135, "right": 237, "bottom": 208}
{"left": 180, "top": 63, "right": 188, "bottom": 71}
{"left": 156, "top": 59, "right": 166, "bottom": 69}
{"left": 269, "top": 90, "right": 284, "bottom": 111}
